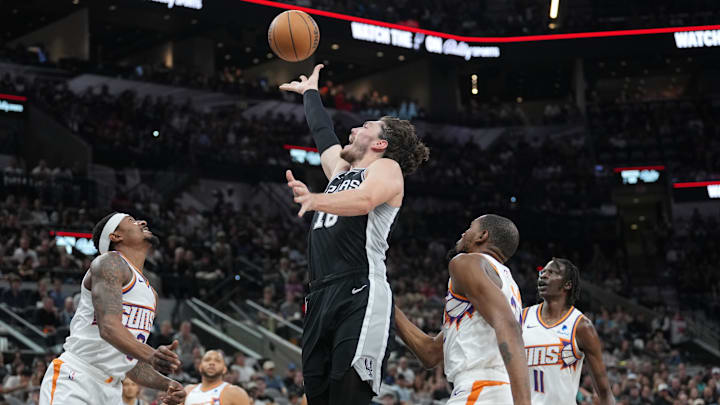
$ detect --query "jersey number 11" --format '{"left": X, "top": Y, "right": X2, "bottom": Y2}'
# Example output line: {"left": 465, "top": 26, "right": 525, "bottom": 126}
{"left": 533, "top": 369, "right": 545, "bottom": 393}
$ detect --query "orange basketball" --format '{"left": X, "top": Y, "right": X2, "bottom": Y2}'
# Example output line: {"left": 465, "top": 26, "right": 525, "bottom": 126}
{"left": 268, "top": 10, "right": 320, "bottom": 62}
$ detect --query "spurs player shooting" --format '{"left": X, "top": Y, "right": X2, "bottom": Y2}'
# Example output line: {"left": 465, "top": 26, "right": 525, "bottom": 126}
{"left": 395, "top": 215, "right": 531, "bottom": 405}
{"left": 184, "top": 350, "right": 250, "bottom": 405}
{"left": 279, "top": 64, "right": 429, "bottom": 405}
{"left": 521, "top": 258, "right": 614, "bottom": 405}
{"left": 39, "top": 212, "right": 186, "bottom": 405}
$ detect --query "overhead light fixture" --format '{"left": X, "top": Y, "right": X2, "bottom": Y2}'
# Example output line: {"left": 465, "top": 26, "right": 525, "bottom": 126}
{"left": 549, "top": 0, "right": 560, "bottom": 19}
{"left": 266, "top": 53, "right": 273, "bottom": 59}
{"left": 217, "top": 42, "right": 224, "bottom": 48}
{"left": 398, "top": 55, "right": 405, "bottom": 61}
{"left": 225, "top": 54, "right": 231, "bottom": 60}
{"left": 72, "top": 0, "right": 79, "bottom": 4}
{"left": 109, "top": 4, "right": 116, "bottom": 11}
{"left": 252, "top": 58, "right": 259, "bottom": 64}
{"left": 376, "top": 51, "right": 383, "bottom": 57}
{"left": 163, "top": 14, "right": 170, "bottom": 20}
{"left": 190, "top": 19, "right": 198, "bottom": 25}
{"left": 331, "top": 43, "right": 339, "bottom": 50}
{"left": 471, "top": 74, "right": 478, "bottom": 94}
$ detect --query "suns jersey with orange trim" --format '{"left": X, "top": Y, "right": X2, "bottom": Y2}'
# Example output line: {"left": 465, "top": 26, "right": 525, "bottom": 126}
{"left": 185, "top": 382, "right": 228, "bottom": 405}
{"left": 521, "top": 303, "right": 585, "bottom": 405}
{"left": 63, "top": 251, "right": 157, "bottom": 379}
{"left": 442, "top": 253, "right": 523, "bottom": 384}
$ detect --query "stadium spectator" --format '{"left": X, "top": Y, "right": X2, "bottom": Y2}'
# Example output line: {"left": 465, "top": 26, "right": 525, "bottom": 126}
{"left": 174, "top": 321, "right": 202, "bottom": 372}
{"left": 122, "top": 377, "right": 149, "bottom": 405}
{"left": 230, "top": 352, "right": 255, "bottom": 384}
{"left": 34, "top": 296, "right": 60, "bottom": 335}
{"left": 148, "top": 320, "right": 175, "bottom": 348}
{"left": 261, "top": 361, "right": 286, "bottom": 395}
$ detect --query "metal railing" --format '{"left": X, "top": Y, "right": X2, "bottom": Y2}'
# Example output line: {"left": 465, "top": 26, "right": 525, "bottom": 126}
{"left": 0, "top": 319, "right": 45, "bottom": 353}
{"left": 245, "top": 299, "right": 303, "bottom": 335}
{"left": 0, "top": 304, "right": 47, "bottom": 338}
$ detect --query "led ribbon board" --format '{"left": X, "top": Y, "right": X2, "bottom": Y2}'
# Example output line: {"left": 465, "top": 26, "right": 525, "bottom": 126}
{"left": 148, "top": 0, "right": 203, "bottom": 10}
{"left": 350, "top": 22, "right": 500, "bottom": 60}
{"left": 0, "top": 94, "right": 26, "bottom": 114}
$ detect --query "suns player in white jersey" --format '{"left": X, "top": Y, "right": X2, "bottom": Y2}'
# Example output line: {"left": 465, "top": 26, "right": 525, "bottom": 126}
{"left": 39, "top": 212, "right": 186, "bottom": 405}
{"left": 184, "top": 350, "right": 250, "bottom": 405}
{"left": 395, "top": 215, "right": 531, "bottom": 405}
{"left": 521, "top": 258, "right": 614, "bottom": 405}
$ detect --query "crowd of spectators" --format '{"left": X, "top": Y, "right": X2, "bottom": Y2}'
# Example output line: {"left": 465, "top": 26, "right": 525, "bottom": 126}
{"left": 587, "top": 99, "right": 720, "bottom": 182}
{"left": 1, "top": 53, "right": 720, "bottom": 404}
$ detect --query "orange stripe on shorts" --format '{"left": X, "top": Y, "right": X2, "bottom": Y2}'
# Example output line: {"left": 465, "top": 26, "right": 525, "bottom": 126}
{"left": 50, "top": 359, "right": 64, "bottom": 404}
{"left": 465, "top": 380, "right": 509, "bottom": 405}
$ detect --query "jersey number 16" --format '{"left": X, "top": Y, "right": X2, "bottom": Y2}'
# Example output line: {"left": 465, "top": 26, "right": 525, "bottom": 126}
{"left": 314, "top": 212, "right": 338, "bottom": 229}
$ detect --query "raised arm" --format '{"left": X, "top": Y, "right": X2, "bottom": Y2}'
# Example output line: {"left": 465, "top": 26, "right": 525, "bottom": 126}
{"left": 279, "top": 64, "right": 348, "bottom": 179}
{"left": 576, "top": 317, "right": 615, "bottom": 405}
{"left": 394, "top": 305, "right": 443, "bottom": 369}
{"left": 90, "top": 253, "right": 181, "bottom": 373}
{"left": 286, "top": 158, "right": 403, "bottom": 217}
{"left": 449, "top": 254, "right": 531, "bottom": 405}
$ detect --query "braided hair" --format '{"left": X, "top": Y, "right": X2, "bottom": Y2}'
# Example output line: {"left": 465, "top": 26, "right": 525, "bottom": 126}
{"left": 554, "top": 258, "right": 580, "bottom": 306}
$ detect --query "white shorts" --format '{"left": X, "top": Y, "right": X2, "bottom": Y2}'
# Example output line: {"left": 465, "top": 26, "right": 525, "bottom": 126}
{"left": 39, "top": 352, "right": 122, "bottom": 405}
{"left": 446, "top": 380, "right": 513, "bottom": 405}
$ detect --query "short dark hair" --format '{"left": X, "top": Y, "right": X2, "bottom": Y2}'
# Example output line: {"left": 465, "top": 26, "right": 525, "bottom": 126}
{"left": 554, "top": 258, "right": 580, "bottom": 306}
{"left": 92, "top": 212, "right": 119, "bottom": 253}
{"left": 379, "top": 116, "right": 429, "bottom": 175}
{"left": 477, "top": 214, "right": 519, "bottom": 261}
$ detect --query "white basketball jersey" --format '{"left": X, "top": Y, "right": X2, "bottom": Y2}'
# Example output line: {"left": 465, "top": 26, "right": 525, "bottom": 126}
{"left": 442, "top": 253, "right": 523, "bottom": 384}
{"left": 63, "top": 251, "right": 156, "bottom": 379}
{"left": 521, "top": 303, "right": 585, "bottom": 405}
{"left": 185, "top": 382, "right": 228, "bottom": 405}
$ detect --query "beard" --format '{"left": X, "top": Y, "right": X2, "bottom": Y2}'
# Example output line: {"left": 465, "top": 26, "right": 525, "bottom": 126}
{"left": 200, "top": 369, "right": 223, "bottom": 380}
{"left": 145, "top": 234, "right": 160, "bottom": 249}
{"left": 446, "top": 245, "right": 466, "bottom": 265}
{"left": 339, "top": 143, "right": 368, "bottom": 165}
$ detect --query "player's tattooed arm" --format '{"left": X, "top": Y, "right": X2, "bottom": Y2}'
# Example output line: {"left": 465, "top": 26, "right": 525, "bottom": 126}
{"left": 90, "top": 253, "right": 181, "bottom": 373}
{"left": 577, "top": 317, "right": 616, "bottom": 405}
{"left": 394, "top": 305, "right": 444, "bottom": 369}
{"left": 126, "top": 362, "right": 186, "bottom": 405}
{"left": 450, "top": 254, "right": 531, "bottom": 405}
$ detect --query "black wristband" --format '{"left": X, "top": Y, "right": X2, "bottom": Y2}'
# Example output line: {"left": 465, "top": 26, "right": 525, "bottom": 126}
{"left": 303, "top": 89, "right": 340, "bottom": 154}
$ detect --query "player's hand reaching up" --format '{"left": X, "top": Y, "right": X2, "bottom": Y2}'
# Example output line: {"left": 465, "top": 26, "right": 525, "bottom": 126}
{"left": 161, "top": 380, "right": 186, "bottom": 405}
{"left": 151, "top": 340, "right": 182, "bottom": 374}
{"left": 279, "top": 64, "right": 324, "bottom": 95}
{"left": 286, "top": 170, "right": 316, "bottom": 217}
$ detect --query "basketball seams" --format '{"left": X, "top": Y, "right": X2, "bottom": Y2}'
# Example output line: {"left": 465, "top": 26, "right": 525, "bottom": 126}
{"left": 297, "top": 12, "right": 314, "bottom": 60}
{"left": 268, "top": 10, "right": 318, "bottom": 62}
{"left": 286, "top": 11, "right": 300, "bottom": 61}
{"left": 269, "top": 19, "right": 287, "bottom": 61}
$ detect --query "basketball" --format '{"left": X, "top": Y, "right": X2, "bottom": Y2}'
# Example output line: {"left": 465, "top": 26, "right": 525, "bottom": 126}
{"left": 561, "top": 344, "right": 577, "bottom": 366}
{"left": 268, "top": 10, "right": 320, "bottom": 62}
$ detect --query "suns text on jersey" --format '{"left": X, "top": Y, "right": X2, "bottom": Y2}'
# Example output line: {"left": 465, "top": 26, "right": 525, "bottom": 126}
{"left": 526, "top": 344, "right": 563, "bottom": 367}
{"left": 122, "top": 303, "right": 155, "bottom": 334}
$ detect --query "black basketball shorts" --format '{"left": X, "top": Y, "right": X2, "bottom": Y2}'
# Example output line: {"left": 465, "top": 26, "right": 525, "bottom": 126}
{"left": 302, "top": 271, "right": 395, "bottom": 398}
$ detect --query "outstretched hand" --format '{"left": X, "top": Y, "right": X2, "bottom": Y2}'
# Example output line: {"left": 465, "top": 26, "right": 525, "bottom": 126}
{"left": 151, "top": 340, "right": 182, "bottom": 374}
{"left": 279, "top": 64, "right": 324, "bottom": 95}
{"left": 286, "top": 170, "right": 316, "bottom": 217}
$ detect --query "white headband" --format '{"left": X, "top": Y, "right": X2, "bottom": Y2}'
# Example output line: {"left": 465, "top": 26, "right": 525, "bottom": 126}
{"left": 99, "top": 213, "right": 129, "bottom": 254}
